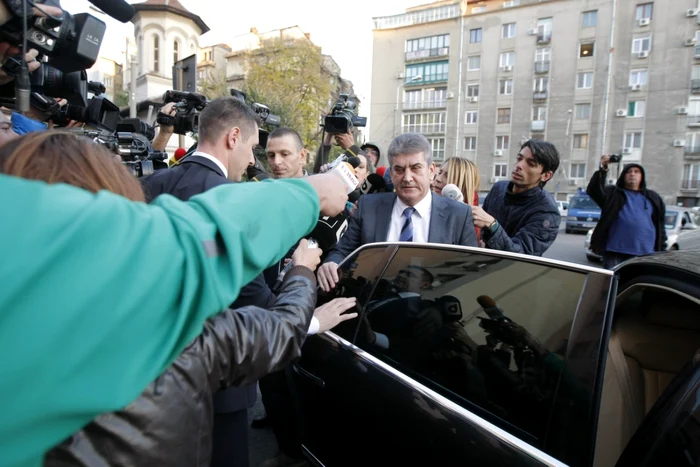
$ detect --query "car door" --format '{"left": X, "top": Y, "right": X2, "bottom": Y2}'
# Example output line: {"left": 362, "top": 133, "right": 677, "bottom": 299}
{"left": 293, "top": 244, "right": 614, "bottom": 467}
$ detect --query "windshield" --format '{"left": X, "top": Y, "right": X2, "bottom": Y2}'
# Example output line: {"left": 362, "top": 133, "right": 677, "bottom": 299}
{"left": 665, "top": 212, "right": 678, "bottom": 230}
{"left": 569, "top": 197, "right": 599, "bottom": 210}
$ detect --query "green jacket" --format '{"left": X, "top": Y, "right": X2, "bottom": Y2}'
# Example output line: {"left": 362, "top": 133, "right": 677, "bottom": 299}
{"left": 0, "top": 174, "right": 320, "bottom": 466}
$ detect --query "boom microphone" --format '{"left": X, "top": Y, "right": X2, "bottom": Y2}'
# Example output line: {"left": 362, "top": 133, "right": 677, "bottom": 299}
{"left": 476, "top": 295, "right": 507, "bottom": 321}
{"left": 87, "top": 0, "right": 136, "bottom": 23}
{"left": 442, "top": 184, "right": 464, "bottom": 202}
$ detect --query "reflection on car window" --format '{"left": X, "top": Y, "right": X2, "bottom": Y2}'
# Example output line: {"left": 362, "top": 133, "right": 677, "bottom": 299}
{"left": 355, "top": 246, "right": 587, "bottom": 445}
{"left": 569, "top": 197, "right": 599, "bottom": 209}
{"left": 665, "top": 212, "right": 678, "bottom": 230}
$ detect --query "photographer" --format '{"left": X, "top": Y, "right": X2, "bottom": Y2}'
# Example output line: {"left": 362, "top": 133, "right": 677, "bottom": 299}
{"left": 587, "top": 156, "right": 666, "bottom": 269}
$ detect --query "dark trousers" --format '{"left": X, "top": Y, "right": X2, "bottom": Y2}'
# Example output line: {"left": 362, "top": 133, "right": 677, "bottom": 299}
{"left": 211, "top": 409, "right": 249, "bottom": 467}
{"left": 603, "top": 251, "right": 635, "bottom": 270}
{"left": 259, "top": 367, "right": 302, "bottom": 458}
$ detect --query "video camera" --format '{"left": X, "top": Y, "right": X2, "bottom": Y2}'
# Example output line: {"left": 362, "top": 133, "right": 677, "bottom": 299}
{"left": 157, "top": 90, "right": 208, "bottom": 135}
{"left": 323, "top": 94, "right": 367, "bottom": 134}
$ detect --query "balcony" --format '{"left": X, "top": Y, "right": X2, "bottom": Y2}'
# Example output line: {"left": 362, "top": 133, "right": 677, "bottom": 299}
{"left": 537, "top": 33, "right": 552, "bottom": 44}
{"left": 533, "top": 90, "right": 548, "bottom": 101}
{"left": 374, "top": 4, "right": 460, "bottom": 30}
{"left": 401, "top": 123, "right": 446, "bottom": 134}
{"left": 531, "top": 120, "right": 546, "bottom": 132}
{"left": 695, "top": 45, "right": 700, "bottom": 59}
{"left": 692, "top": 79, "right": 700, "bottom": 93}
{"left": 405, "top": 47, "right": 450, "bottom": 62}
{"left": 534, "top": 61, "right": 550, "bottom": 74}
{"left": 688, "top": 115, "right": 700, "bottom": 127}
{"left": 681, "top": 179, "right": 700, "bottom": 190}
{"left": 402, "top": 99, "right": 447, "bottom": 110}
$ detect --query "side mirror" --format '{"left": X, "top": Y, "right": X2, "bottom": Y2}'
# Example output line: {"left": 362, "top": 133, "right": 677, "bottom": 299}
{"left": 682, "top": 224, "right": 697, "bottom": 231}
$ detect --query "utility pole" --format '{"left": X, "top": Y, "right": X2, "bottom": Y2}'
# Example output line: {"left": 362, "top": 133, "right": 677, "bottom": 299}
{"left": 129, "top": 54, "right": 137, "bottom": 118}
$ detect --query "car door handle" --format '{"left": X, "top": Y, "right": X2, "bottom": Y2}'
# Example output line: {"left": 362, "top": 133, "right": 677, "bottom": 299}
{"left": 292, "top": 363, "right": 326, "bottom": 389}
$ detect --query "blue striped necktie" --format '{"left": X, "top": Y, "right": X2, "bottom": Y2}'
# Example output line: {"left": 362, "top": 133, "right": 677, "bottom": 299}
{"left": 399, "top": 207, "right": 415, "bottom": 242}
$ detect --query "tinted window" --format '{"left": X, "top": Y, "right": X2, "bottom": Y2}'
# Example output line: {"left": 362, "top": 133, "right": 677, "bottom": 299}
{"left": 569, "top": 196, "right": 599, "bottom": 209}
{"left": 665, "top": 211, "right": 678, "bottom": 230}
{"left": 355, "top": 246, "right": 587, "bottom": 444}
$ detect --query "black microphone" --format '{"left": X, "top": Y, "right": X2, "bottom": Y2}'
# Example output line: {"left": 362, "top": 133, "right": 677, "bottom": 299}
{"left": 87, "top": 0, "right": 135, "bottom": 22}
{"left": 476, "top": 295, "right": 508, "bottom": 321}
{"left": 360, "top": 173, "right": 387, "bottom": 195}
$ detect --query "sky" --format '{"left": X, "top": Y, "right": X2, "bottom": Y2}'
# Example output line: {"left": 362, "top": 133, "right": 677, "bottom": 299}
{"left": 60, "top": 0, "right": 422, "bottom": 136}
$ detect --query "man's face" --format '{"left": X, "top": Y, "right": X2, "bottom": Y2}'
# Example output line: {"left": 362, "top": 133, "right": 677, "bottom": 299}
{"left": 365, "top": 147, "right": 379, "bottom": 167}
{"left": 0, "top": 112, "right": 18, "bottom": 146}
{"left": 392, "top": 268, "right": 432, "bottom": 293}
{"left": 624, "top": 167, "right": 643, "bottom": 190}
{"left": 266, "top": 135, "right": 306, "bottom": 179}
{"left": 511, "top": 146, "right": 552, "bottom": 191}
{"left": 227, "top": 125, "right": 259, "bottom": 182}
{"left": 390, "top": 152, "right": 435, "bottom": 206}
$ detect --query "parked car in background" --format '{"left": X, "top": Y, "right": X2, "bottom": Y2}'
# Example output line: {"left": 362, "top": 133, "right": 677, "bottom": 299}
{"left": 566, "top": 191, "right": 601, "bottom": 234}
{"left": 556, "top": 200, "right": 569, "bottom": 218}
{"left": 294, "top": 243, "right": 700, "bottom": 467}
{"left": 584, "top": 206, "right": 700, "bottom": 262}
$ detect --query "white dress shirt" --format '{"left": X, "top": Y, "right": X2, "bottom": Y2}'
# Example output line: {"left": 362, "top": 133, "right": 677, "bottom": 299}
{"left": 386, "top": 191, "right": 432, "bottom": 243}
{"left": 192, "top": 151, "right": 228, "bottom": 178}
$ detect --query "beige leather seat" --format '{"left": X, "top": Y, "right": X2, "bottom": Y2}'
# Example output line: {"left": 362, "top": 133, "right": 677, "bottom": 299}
{"left": 593, "top": 289, "right": 700, "bottom": 467}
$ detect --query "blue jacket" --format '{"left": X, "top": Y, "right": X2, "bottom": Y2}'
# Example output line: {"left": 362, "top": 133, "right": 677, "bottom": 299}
{"left": 482, "top": 181, "right": 560, "bottom": 257}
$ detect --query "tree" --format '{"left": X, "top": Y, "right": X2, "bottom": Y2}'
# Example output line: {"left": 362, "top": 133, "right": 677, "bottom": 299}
{"left": 198, "top": 69, "right": 229, "bottom": 100}
{"left": 244, "top": 38, "right": 332, "bottom": 155}
{"left": 114, "top": 89, "right": 129, "bottom": 108}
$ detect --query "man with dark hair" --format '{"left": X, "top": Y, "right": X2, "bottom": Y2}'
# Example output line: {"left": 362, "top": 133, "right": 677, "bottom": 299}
{"left": 587, "top": 156, "right": 666, "bottom": 269}
{"left": 472, "top": 139, "right": 561, "bottom": 256}
{"left": 267, "top": 127, "right": 308, "bottom": 179}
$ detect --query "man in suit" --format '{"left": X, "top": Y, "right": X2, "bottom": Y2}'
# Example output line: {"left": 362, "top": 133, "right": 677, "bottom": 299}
{"left": 317, "top": 133, "right": 479, "bottom": 292}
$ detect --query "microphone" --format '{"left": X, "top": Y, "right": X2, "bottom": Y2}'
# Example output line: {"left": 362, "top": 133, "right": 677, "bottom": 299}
{"left": 360, "top": 173, "right": 387, "bottom": 195}
{"left": 87, "top": 0, "right": 136, "bottom": 23}
{"left": 174, "top": 148, "right": 187, "bottom": 161}
{"left": 476, "top": 295, "right": 508, "bottom": 321}
{"left": 442, "top": 184, "right": 464, "bottom": 203}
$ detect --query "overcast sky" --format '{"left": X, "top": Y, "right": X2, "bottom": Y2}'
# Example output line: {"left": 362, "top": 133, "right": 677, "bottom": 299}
{"left": 60, "top": 0, "right": 420, "bottom": 132}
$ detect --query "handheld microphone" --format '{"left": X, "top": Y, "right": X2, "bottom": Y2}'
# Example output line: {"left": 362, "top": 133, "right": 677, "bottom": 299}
{"left": 87, "top": 0, "right": 136, "bottom": 23}
{"left": 476, "top": 295, "right": 508, "bottom": 321}
{"left": 330, "top": 160, "right": 359, "bottom": 194}
{"left": 442, "top": 184, "right": 464, "bottom": 203}
{"left": 360, "top": 173, "right": 387, "bottom": 195}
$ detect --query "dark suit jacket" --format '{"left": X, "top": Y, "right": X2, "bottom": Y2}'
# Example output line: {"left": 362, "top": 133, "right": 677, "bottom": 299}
{"left": 142, "top": 155, "right": 271, "bottom": 413}
{"left": 325, "top": 192, "right": 478, "bottom": 265}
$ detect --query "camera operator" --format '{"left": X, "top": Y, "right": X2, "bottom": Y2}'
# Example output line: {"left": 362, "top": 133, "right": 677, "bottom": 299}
{"left": 586, "top": 156, "right": 666, "bottom": 269}
{"left": 152, "top": 101, "right": 177, "bottom": 152}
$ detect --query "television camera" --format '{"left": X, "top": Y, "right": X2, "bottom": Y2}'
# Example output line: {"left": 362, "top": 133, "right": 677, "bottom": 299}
{"left": 322, "top": 94, "right": 367, "bottom": 134}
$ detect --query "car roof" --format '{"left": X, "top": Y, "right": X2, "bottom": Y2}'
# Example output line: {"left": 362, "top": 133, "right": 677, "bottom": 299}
{"left": 617, "top": 249, "right": 700, "bottom": 281}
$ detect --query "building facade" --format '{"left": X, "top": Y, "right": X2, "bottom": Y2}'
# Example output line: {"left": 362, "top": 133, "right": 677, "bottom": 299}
{"left": 87, "top": 57, "right": 124, "bottom": 103}
{"left": 371, "top": 0, "right": 700, "bottom": 206}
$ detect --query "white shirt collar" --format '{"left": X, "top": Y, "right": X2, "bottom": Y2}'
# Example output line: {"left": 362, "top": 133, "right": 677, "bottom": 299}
{"left": 192, "top": 151, "right": 228, "bottom": 178}
{"left": 394, "top": 191, "right": 432, "bottom": 219}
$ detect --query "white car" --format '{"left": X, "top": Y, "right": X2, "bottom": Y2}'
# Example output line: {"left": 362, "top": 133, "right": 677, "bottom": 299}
{"left": 556, "top": 200, "right": 569, "bottom": 218}
{"left": 584, "top": 206, "right": 700, "bottom": 262}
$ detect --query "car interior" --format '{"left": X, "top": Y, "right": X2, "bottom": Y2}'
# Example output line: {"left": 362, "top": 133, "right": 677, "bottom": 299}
{"left": 594, "top": 286, "right": 700, "bottom": 467}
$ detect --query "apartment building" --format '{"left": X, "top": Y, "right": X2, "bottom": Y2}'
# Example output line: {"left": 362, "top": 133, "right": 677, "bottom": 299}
{"left": 371, "top": 0, "right": 700, "bottom": 206}
{"left": 198, "top": 44, "right": 231, "bottom": 81}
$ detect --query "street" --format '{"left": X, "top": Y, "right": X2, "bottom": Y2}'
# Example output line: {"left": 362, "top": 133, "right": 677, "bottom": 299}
{"left": 247, "top": 224, "right": 600, "bottom": 465}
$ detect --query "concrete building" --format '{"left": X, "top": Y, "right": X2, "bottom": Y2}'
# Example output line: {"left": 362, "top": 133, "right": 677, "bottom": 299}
{"left": 87, "top": 57, "right": 124, "bottom": 103}
{"left": 198, "top": 43, "right": 231, "bottom": 81}
{"left": 370, "top": 0, "right": 700, "bottom": 206}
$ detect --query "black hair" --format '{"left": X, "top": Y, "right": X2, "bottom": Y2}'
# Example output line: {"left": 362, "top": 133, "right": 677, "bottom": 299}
{"left": 520, "top": 139, "right": 560, "bottom": 186}
{"left": 198, "top": 97, "right": 258, "bottom": 145}
{"left": 268, "top": 127, "right": 304, "bottom": 151}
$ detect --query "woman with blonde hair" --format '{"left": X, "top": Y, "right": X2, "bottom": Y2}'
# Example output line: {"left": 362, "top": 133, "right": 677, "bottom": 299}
{"left": 432, "top": 157, "right": 481, "bottom": 238}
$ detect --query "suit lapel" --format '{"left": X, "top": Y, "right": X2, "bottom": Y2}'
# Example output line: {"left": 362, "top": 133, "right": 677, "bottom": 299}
{"left": 375, "top": 194, "right": 396, "bottom": 242}
{"left": 428, "top": 194, "right": 448, "bottom": 243}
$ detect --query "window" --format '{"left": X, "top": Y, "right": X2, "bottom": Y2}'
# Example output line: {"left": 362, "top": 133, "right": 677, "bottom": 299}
{"left": 687, "top": 132, "right": 700, "bottom": 152}
{"left": 496, "top": 135, "right": 510, "bottom": 150}
{"left": 405, "top": 34, "right": 450, "bottom": 59}
{"left": 532, "top": 106, "right": 547, "bottom": 121}
{"left": 537, "top": 17, "right": 553, "bottom": 41}
{"left": 573, "top": 134, "right": 589, "bottom": 149}
{"left": 499, "top": 52, "right": 515, "bottom": 68}
{"left": 104, "top": 76, "right": 113, "bottom": 88}
{"left": 575, "top": 103, "right": 591, "bottom": 120}
{"left": 402, "top": 112, "right": 447, "bottom": 133}
{"left": 499, "top": 79, "right": 513, "bottom": 95}
{"left": 535, "top": 47, "right": 551, "bottom": 63}
{"left": 502, "top": 23, "right": 516, "bottom": 39}
{"left": 405, "top": 61, "right": 449, "bottom": 84}
{"left": 692, "top": 65, "right": 700, "bottom": 80}
{"left": 628, "top": 100, "right": 646, "bottom": 117}
{"left": 570, "top": 163, "right": 586, "bottom": 179}
{"left": 624, "top": 131, "right": 643, "bottom": 149}
{"left": 636, "top": 3, "right": 653, "bottom": 21}
{"left": 470, "top": 28, "right": 482, "bottom": 44}
{"left": 467, "top": 55, "right": 481, "bottom": 71}
{"left": 355, "top": 246, "right": 588, "bottom": 443}
{"left": 467, "top": 84, "right": 480, "bottom": 97}
{"left": 579, "top": 42, "right": 595, "bottom": 57}
{"left": 629, "top": 69, "right": 648, "bottom": 86}
{"left": 577, "top": 72, "right": 593, "bottom": 89}
{"left": 632, "top": 36, "right": 652, "bottom": 54}
{"left": 153, "top": 35, "right": 159, "bottom": 73}
{"left": 173, "top": 40, "right": 180, "bottom": 63}
{"left": 428, "top": 137, "right": 446, "bottom": 160}
{"left": 404, "top": 87, "right": 448, "bottom": 109}
{"left": 472, "top": 6, "right": 486, "bottom": 13}
{"left": 582, "top": 10, "right": 597, "bottom": 28}
{"left": 494, "top": 163, "right": 508, "bottom": 177}
{"left": 465, "top": 111, "right": 478, "bottom": 124}
{"left": 534, "top": 77, "right": 548, "bottom": 92}
{"left": 683, "top": 164, "right": 700, "bottom": 189}
{"left": 497, "top": 108, "right": 511, "bottom": 124}
{"left": 464, "top": 136, "right": 477, "bottom": 150}
{"left": 503, "top": 0, "right": 520, "bottom": 7}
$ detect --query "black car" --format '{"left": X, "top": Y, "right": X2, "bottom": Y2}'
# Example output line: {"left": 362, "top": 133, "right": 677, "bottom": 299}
{"left": 293, "top": 243, "right": 700, "bottom": 467}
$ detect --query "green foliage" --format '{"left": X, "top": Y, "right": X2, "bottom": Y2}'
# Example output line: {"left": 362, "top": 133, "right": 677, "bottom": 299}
{"left": 114, "top": 89, "right": 129, "bottom": 107}
{"left": 198, "top": 69, "right": 230, "bottom": 100}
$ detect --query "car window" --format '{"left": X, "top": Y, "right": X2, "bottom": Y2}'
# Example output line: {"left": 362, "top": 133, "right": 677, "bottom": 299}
{"left": 569, "top": 197, "right": 599, "bottom": 210}
{"left": 354, "top": 246, "right": 588, "bottom": 446}
{"left": 665, "top": 211, "right": 678, "bottom": 230}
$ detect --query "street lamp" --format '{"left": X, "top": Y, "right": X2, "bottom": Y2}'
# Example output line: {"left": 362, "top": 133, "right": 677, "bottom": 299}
{"left": 394, "top": 74, "right": 422, "bottom": 137}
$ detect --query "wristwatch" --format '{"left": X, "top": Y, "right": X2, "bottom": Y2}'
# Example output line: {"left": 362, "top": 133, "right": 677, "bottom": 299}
{"left": 488, "top": 220, "right": 499, "bottom": 234}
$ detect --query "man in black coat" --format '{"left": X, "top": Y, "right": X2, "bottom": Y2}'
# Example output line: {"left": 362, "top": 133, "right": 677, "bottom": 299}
{"left": 587, "top": 156, "right": 666, "bottom": 269}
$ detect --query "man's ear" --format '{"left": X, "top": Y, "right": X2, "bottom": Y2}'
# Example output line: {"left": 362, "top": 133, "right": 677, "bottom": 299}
{"left": 428, "top": 162, "right": 436, "bottom": 177}
{"left": 300, "top": 148, "right": 308, "bottom": 164}
{"left": 226, "top": 127, "right": 241, "bottom": 149}
{"left": 541, "top": 170, "right": 554, "bottom": 183}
